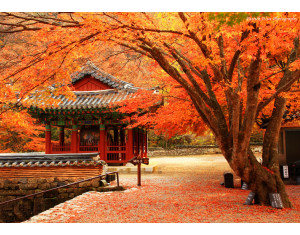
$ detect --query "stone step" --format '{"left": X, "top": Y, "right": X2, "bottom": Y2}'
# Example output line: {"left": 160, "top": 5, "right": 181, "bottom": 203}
{"left": 107, "top": 165, "right": 160, "bottom": 174}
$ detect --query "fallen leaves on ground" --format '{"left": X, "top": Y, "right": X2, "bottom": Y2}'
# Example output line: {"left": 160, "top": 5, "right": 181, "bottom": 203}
{"left": 24, "top": 154, "right": 300, "bottom": 223}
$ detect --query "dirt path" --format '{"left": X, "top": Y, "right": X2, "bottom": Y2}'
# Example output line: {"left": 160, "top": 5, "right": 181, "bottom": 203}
{"left": 24, "top": 154, "right": 300, "bottom": 223}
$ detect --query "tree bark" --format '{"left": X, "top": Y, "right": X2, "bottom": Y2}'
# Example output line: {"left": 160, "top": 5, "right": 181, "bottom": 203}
{"left": 219, "top": 96, "right": 293, "bottom": 208}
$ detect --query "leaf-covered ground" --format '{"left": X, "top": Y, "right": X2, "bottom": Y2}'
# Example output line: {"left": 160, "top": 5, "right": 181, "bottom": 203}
{"left": 25, "top": 154, "right": 300, "bottom": 223}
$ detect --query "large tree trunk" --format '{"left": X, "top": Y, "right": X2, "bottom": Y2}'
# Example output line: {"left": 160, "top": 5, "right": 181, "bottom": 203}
{"left": 233, "top": 97, "right": 292, "bottom": 208}
{"left": 216, "top": 96, "right": 292, "bottom": 208}
{"left": 258, "top": 96, "right": 292, "bottom": 207}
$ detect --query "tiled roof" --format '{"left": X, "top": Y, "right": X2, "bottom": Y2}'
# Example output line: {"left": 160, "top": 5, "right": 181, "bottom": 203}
{"left": 71, "top": 61, "right": 134, "bottom": 90}
{"left": 0, "top": 153, "right": 107, "bottom": 168}
{"left": 25, "top": 61, "right": 157, "bottom": 110}
{"left": 28, "top": 88, "right": 137, "bottom": 110}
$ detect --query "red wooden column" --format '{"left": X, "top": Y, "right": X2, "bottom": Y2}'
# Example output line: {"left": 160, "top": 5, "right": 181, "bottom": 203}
{"left": 127, "top": 129, "right": 133, "bottom": 160}
{"left": 114, "top": 127, "right": 119, "bottom": 147}
{"left": 99, "top": 124, "right": 106, "bottom": 161}
{"left": 59, "top": 126, "right": 64, "bottom": 146}
{"left": 45, "top": 121, "right": 51, "bottom": 154}
{"left": 71, "top": 123, "right": 78, "bottom": 153}
{"left": 120, "top": 129, "right": 125, "bottom": 146}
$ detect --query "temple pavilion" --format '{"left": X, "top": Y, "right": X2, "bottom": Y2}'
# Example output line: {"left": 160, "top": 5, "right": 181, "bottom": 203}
{"left": 26, "top": 61, "right": 151, "bottom": 165}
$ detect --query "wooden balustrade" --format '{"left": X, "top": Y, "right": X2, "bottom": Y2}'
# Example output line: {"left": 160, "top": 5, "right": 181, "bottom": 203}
{"left": 51, "top": 143, "right": 71, "bottom": 153}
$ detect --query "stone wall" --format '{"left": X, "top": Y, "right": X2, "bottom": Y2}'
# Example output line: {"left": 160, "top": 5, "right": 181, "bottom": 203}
{"left": 147, "top": 144, "right": 263, "bottom": 157}
{"left": 0, "top": 176, "right": 123, "bottom": 223}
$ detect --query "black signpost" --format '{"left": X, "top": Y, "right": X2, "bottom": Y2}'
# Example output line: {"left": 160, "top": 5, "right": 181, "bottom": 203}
{"left": 269, "top": 193, "right": 284, "bottom": 209}
{"left": 128, "top": 156, "right": 149, "bottom": 186}
{"left": 223, "top": 172, "right": 234, "bottom": 188}
{"left": 244, "top": 192, "right": 256, "bottom": 205}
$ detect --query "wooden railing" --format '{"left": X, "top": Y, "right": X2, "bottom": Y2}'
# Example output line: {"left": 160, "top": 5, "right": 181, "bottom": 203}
{"left": 51, "top": 143, "right": 71, "bottom": 153}
{"left": 79, "top": 140, "right": 99, "bottom": 152}
{"left": 106, "top": 141, "right": 126, "bottom": 162}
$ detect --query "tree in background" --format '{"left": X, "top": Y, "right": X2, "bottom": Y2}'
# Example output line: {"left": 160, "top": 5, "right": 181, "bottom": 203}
{"left": 0, "top": 110, "right": 44, "bottom": 152}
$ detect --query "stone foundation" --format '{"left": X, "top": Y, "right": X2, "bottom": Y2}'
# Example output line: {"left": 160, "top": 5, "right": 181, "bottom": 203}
{"left": 0, "top": 176, "right": 123, "bottom": 223}
{"left": 148, "top": 144, "right": 263, "bottom": 156}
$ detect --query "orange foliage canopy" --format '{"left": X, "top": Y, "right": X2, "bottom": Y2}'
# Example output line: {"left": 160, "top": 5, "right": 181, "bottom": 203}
{"left": 0, "top": 12, "right": 300, "bottom": 148}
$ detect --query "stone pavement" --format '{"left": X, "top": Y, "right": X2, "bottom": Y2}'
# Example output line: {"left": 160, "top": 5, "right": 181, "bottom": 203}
{"left": 23, "top": 154, "right": 300, "bottom": 223}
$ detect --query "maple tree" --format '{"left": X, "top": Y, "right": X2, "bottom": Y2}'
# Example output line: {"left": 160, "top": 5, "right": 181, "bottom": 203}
{"left": 0, "top": 109, "right": 44, "bottom": 152}
{"left": 1, "top": 12, "right": 300, "bottom": 207}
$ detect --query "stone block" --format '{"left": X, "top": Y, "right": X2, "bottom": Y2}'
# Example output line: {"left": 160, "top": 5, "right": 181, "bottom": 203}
{"left": 46, "top": 178, "right": 54, "bottom": 183}
{"left": 0, "top": 181, "right": 4, "bottom": 189}
{"left": 0, "top": 190, "right": 27, "bottom": 196}
{"left": 58, "top": 188, "right": 67, "bottom": 193}
{"left": 51, "top": 182, "right": 58, "bottom": 188}
{"left": 78, "top": 188, "right": 86, "bottom": 194}
{"left": 19, "top": 184, "right": 28, "bottom": 190}
{"left": 44, "top": 198, "right": 58, "bottom": 210}
{"left": 33, "top": 197, "right": 45, "bottom": 215}
{"left": 13, "top": 203, "right": 26, "bottom": 222}
{"left": 28, "top": 178, "right": 37, "bottom": 184}
{"left": 37, "top": 178, "right": 47, "bottom": 184}
{"left": 67, "top": 178, "right": 76, "bottom": 182}
{"left": 78, "top": 182, "right": 88, "bottom": 187}
{"left": 57, "top": 181, "right": 66, "bottom": 187}
{"left": 4, "top": 179, "right": 11, "bottom": 184}
{"left": 27, "top": 184, "right": 38, "bottom": 189}
{"left": 54, "top": 177, "right": 59, "bottom": 182}
{"left": 68, "top": 183, "right": 78, "bottom": 188}
{"left": 91, "top": 180, "right": 100, "bottom": 187}
{"left": 18, "top": 178, "right": 28, "bottom": 184}
{"left": 73, "top": 188, "right": 79, "bottom": 196}
{"left": 69, "top": 193, "right": 75, "bottom": 198}
{"left": 57, "top": 177, "right": 68, "bottom": 182}
{"left": 58, "top": 193, "right": 68, "bottom": 199}
{"left": 144, "top": 167, "right": 153, "bottom": 173}
{"left": 96, "top": 187, "right": 104, "bottom": 192}
{"left": 38, "top": 183, "right": 51, "bottom": 190}
{"left": 34, "top": 190, "right": 44, "bottom": 197}
{"left": 86, "top": 180, "right": 92, "bottom": 187}
{"left": 44, "top": 190, "right": 59, "bottom": 198}
{"left": 67, "top": 188, "right": 74, "bottom": 193}
{"left": 7, "top": 184, "right": 19, "bottom": 190}
{"left": 11, "top": 178, "right": 19, "bottom": 184}
{"left": 4, "top": 179, "right": 10, "bottom": 189}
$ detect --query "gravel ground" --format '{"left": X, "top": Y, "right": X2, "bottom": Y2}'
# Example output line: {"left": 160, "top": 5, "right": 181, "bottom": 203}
{"left": 24, "top": 154, "right": 300, "bottom": 223}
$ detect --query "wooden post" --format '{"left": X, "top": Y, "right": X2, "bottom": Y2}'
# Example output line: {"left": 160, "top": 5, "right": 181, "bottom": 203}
{"left": 127, "top": 129, "right": 133, "bottom": 161}
{"left": 45, "top": 121, "right": 51, "bottom": 154}
{"left": 138, "top": 162, "right": 141, "bottom": 186}
{"left": 99, "top": 124, "right": 106, "bottom": 161}
{"left": 145, "top": 130, "right": 148, "bottom": 158}
{"left": 141, "top": 129, "right": 144, "bottom": 158}
{"left": 71, "top": 123, "right": 78, "bottom": 153}
{"left": 59, "top": 126, "right": 64, "bottom": 146}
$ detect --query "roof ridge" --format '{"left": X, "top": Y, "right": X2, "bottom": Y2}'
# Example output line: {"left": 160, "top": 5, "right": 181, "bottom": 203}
{"left": 86, "top": 61, "right": 133, "bottom": 85}
{"left": 70, "top": 61, "right": 134, "bottom": 90}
